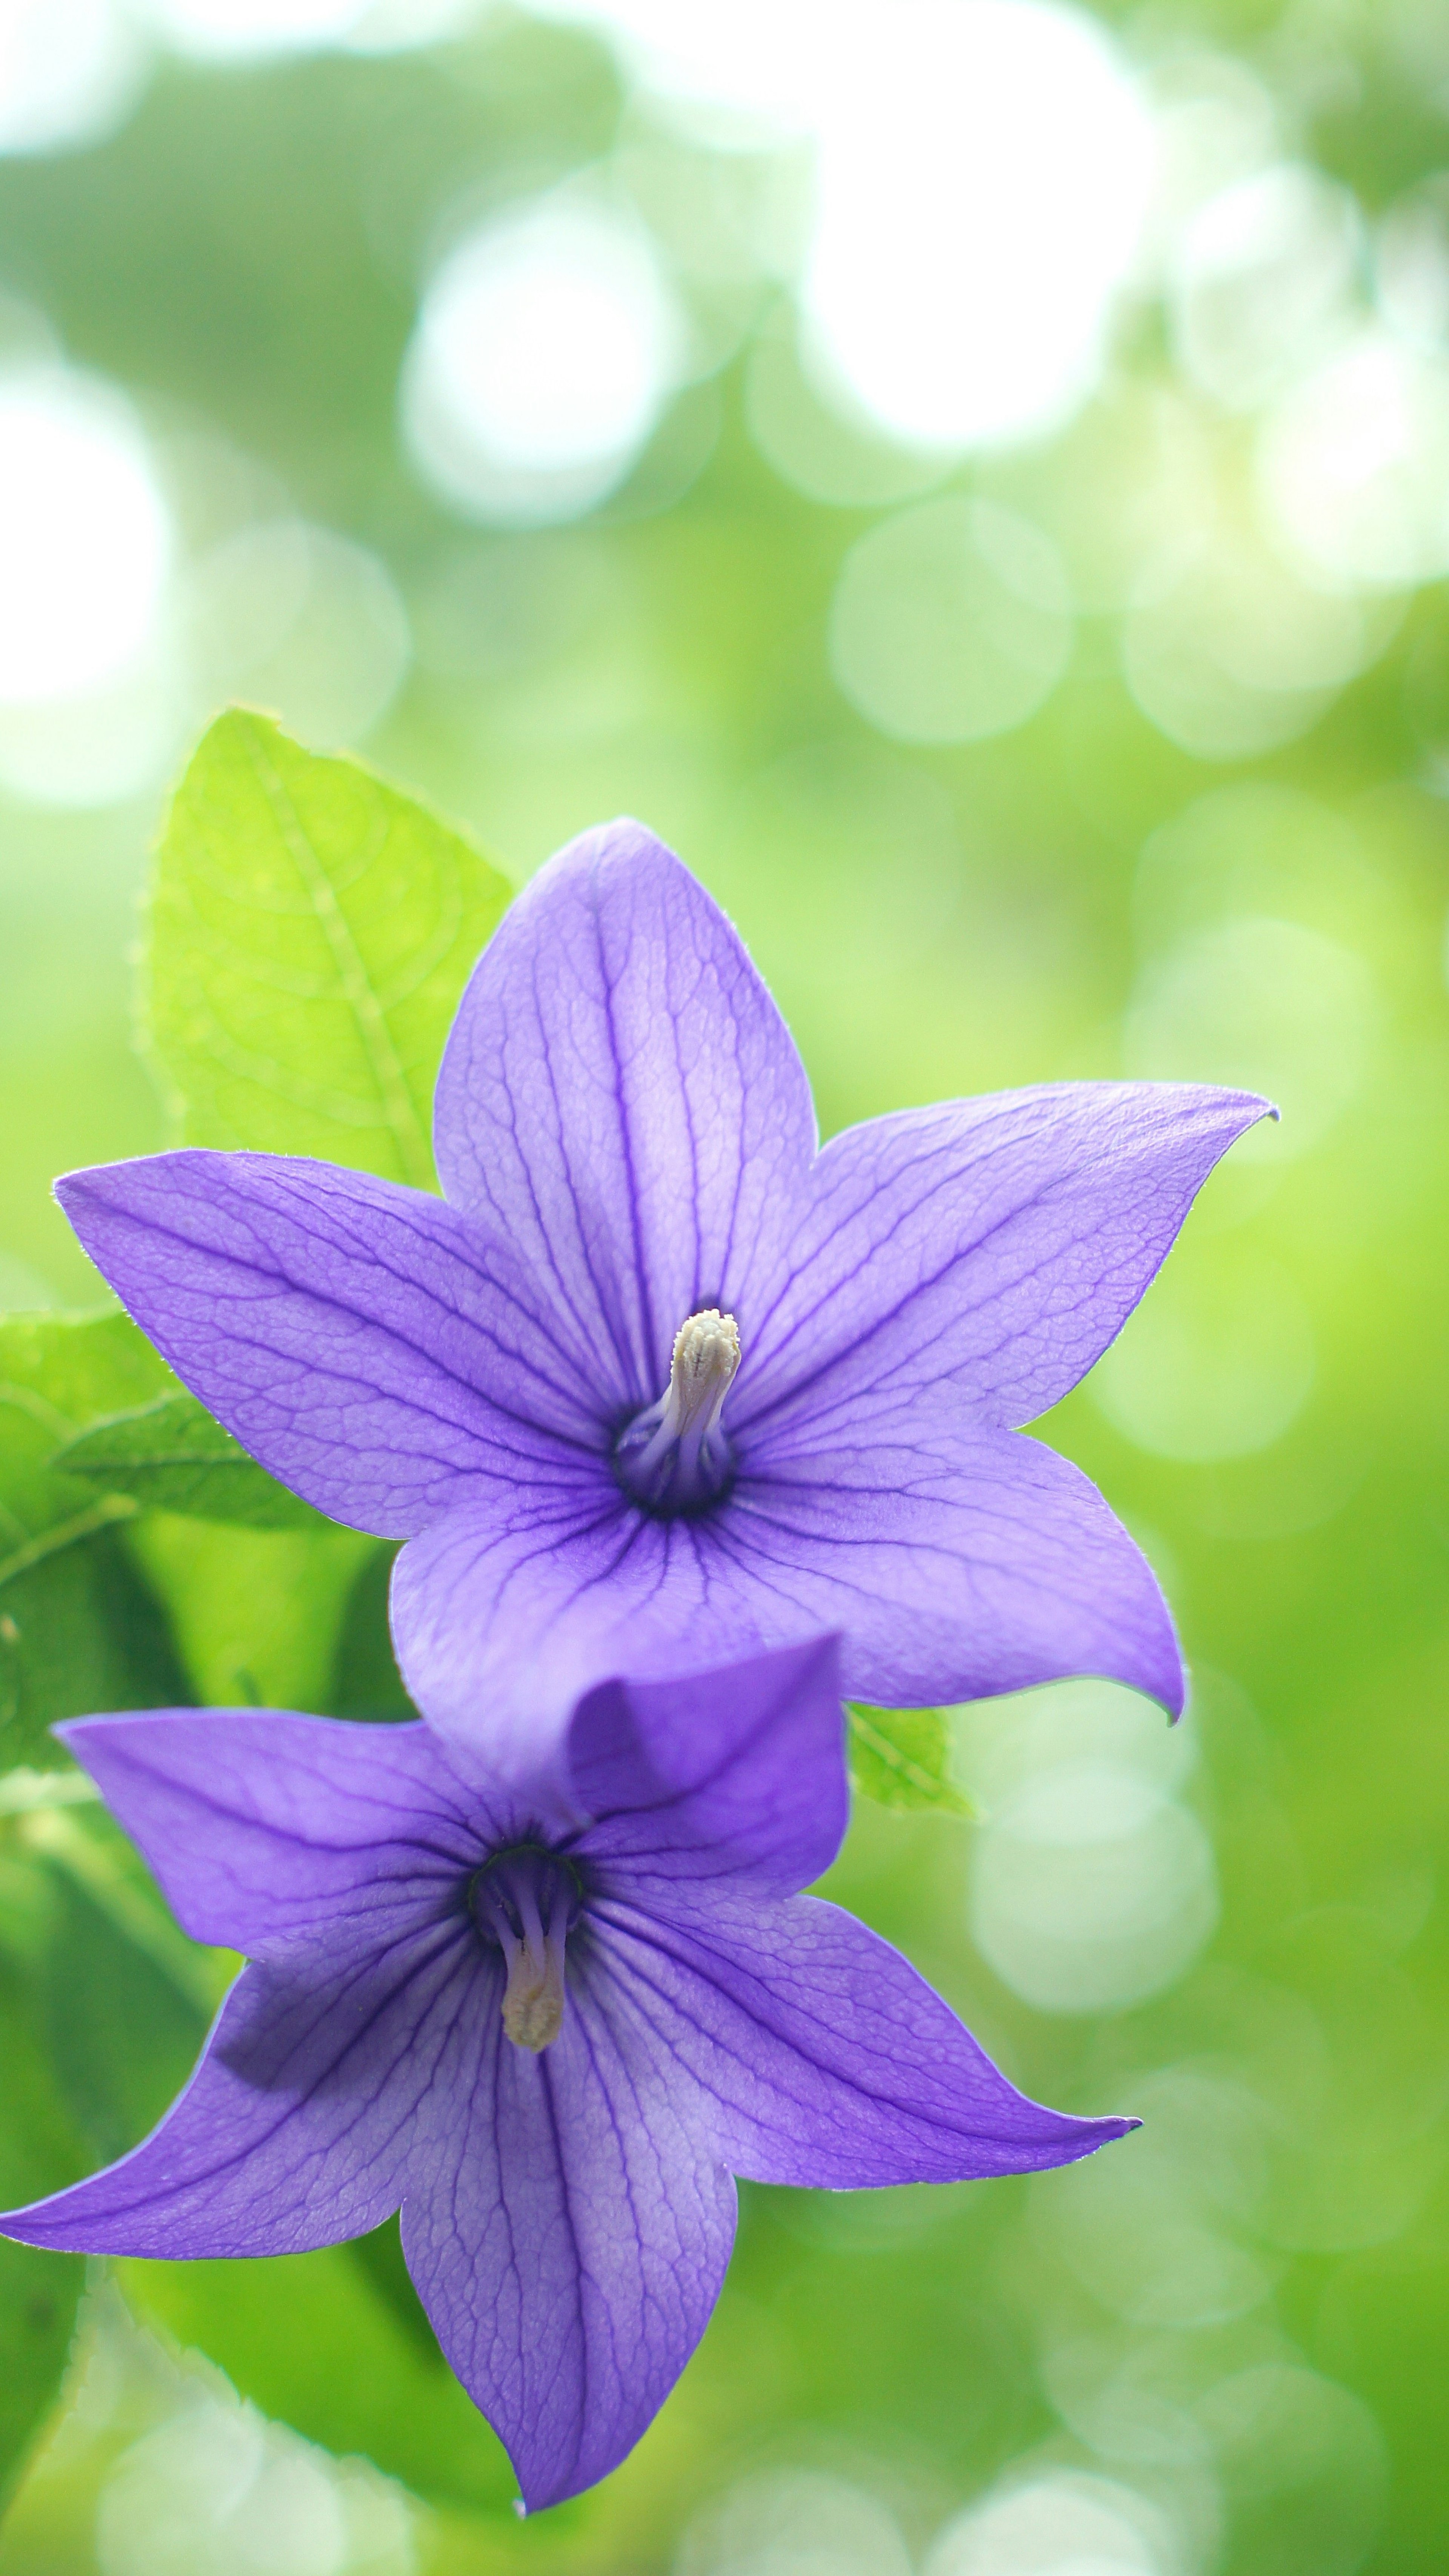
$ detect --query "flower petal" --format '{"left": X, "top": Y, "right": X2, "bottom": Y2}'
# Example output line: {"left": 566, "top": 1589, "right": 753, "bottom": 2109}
{"left": 392, "top": 1419, "right": 1180, "bottom": 1750}
{"left": 399, "top": 1964, "right": 735, "bottom": 2513}
{"left": 735, "top": 1083, "right": 1274, "bottom": 1439}
{"left": 56, "top": 1711, "right": 504, "bottom": 1956}
{"left": 1, "top": 1924, "right": 481, "bottom": 2257}
{"left": 567, "top": 1637, "right": 847, "bottom": 1897}
{"left": 433, "top": 820, "right": 817, "bottom": 1407}
{"left": 57, "top": 1149, "right": 598, "bottom": 1535}
{"left": 392, "top": 1489, "right": 765, "bottom": 1762}
{"left": 734, "top": 1407, "right": 1184, "bottom": 1712}
{"left": 593, "top": 1887, "right": 1135, "bottom": 2186}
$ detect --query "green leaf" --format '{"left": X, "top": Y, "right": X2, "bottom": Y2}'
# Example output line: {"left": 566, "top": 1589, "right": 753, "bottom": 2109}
{"left": 118, "top": 2246, "right": 523, "bottom": 2518}
{"left": 141, "top": 709, "right": 512, "bottom": 1184}
{"left": 846, "top": 1704, "right": 974, "bottom": 1816}
{"left": 0, "top": 1535, "right": 191, "bottom": 1772}
{"left": 127, "top": 1512, "right": 375, "bottom": 1712}
{"left": 53, "top": 1390, "right": 324, "bottom": 1530}
{"left": 327, "top": 1543, "right": 420, "bottom": 1722}
{"left": 36, "top": 1833, "right": 214, "bottom": 2165}
{"left": 0, "top": 1956, "right": 87, "bottom": 2508}
{"left": 0, "top": 1314, "right": 189, "bottom": 1766}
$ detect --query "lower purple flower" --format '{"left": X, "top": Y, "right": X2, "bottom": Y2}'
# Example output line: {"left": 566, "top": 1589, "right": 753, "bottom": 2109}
{"left": 1, "top": 1640, "right": 1135, "bottom": 2510}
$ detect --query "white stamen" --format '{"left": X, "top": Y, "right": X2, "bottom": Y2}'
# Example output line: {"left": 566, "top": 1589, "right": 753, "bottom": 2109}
{"left": 658, "top": 1308, "right": 740, "bottom": 1440}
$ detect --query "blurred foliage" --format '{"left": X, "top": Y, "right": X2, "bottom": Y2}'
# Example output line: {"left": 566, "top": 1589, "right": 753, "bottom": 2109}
{"left": 846, "top": 1705, "right": 973, "bottom": 1816}
{"left": 0, "top": 1316, "right": 187, "bottom": 1766}
{"left": 1, "top": 5, "right": 1448, "bottom": 2573}
{"left": 0, "top": 1959, "right": 85, "bottom": 2514}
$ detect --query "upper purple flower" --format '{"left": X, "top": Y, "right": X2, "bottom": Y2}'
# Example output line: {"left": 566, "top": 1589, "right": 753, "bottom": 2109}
{"left": 0, "top": 1639, "right": 1135, "bottom": 2510}
{"left": 57, "top": 821, "right": 1269, "bottom": 1774}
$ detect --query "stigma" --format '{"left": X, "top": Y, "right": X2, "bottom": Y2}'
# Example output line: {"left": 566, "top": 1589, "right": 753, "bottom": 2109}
{"left": 473, "top": 1849, "right": 580, "bottom": 2053}
{"left": 614, "top": 1309, "right": 740, "bottom": 1514}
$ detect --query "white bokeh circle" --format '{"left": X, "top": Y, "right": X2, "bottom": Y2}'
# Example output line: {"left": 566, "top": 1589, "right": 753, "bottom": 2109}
{"left": 803, "top": 0, "right": 1155, "bottom": 453}
{"left": 971, "top": 1763, "right": 1218, "bottom": 2014}
{"left": 830, "top": 494, "right": 1072, "bottom": 742}
{"left": 1089, "top": 1246, "right": 1315, "bottom": 1464}
{"left": 402, "top": 194, "right": 686, "bottom": 526}
{"left": 0, "top": 367, "right": 172, "bottom": 705}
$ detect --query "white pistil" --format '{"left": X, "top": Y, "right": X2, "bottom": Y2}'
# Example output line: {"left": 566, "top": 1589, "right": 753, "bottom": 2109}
{"left": 615, "top": 1309, "right": 742, "bottom": 1510}
{"left": 630, "top": 1310, "right": 741, "bottom": 1490}
{"left": 475, "top": 1856, "right": 575, "bottom": 2053}
{"left": 501, "top": 1931, "right": 567, "bottom": 2053}
{"left": 658, "top": 1309, "right": 740, "bottom": 1441}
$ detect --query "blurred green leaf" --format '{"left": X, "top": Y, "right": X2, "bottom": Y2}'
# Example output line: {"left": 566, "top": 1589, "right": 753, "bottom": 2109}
{"left": 25, "top": 1810, "right": 217, "bottom": 2167}
{"left": 118, "top": 2243, "right": 523, "bottom": 2518}
{"left": 846, "top": 1705, "right": 973, "bottom": 1816}
{"left": 0, "top": 1956, "right": 87, "bottom": 2510}
{"left": 347, "top": 2212, "right": 441, "bottom": 2364}
{"left": 0, "top": 1538, "right": 191, "bottom": 1773}
{"left": 128, "top": 1512, "right": 375, "bottom": 1712}
{"left": 53, "top": 1390, "right": 323, "bottom": 1531}
{"left": 40, "top": 1870, "right": 208, "bottom": 2170}
{"left": 141, "top": 709, "right": 512, "bottom": 1185}
{"left": 327, "top": 1543, "right": 419, "bottom": 1723}
{"left": 0, "top": 1315, "right": 189, "bottom": 1767}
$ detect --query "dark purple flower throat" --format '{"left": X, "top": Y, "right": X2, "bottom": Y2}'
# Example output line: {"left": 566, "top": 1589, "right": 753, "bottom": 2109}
{"left": 613, "top": 1306, "right": 741, "bottom": 1515}
{"left": 471, "top": 1843, "right": 583, "bottom": 2052}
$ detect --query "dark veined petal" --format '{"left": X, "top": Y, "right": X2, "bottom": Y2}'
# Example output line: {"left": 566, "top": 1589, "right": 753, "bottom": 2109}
{"left": 391, "top": 1485, "right": 773, "bottom": 1758}
{"left": 592, "top": 1887, "right": 1137, "bottom": 2187}
{"left": 56, "top": 1149, "right": 604, "bottom": 1536}
{"left": 735, "top": 1082, "right": 1274, "bottom": 1439}
{"left": 729, "top": 1407, "right": 1184, "bottom": 1713}
{"left": 566, "top": 1636, "right": 848, "bottom": 1898}
{"left": 399, "top": 1961, "right": 735, "bottom": 2514}
{"left": 392, "top": 1416, "right": 1180, "bottom": 1750}
{"left": 55, "top": 1711, "right": 504, "bottom": 1956}
{"left": 432, "top": 819, "right": 817, "bottom": 1410}
{"left": 0, "top": 1922, "right": 482, "bottom": 2258}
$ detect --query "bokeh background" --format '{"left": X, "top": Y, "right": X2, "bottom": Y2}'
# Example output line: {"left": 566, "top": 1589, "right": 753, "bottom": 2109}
{"left": 2, "top": 0, "right": 1448, "bottom": 2569}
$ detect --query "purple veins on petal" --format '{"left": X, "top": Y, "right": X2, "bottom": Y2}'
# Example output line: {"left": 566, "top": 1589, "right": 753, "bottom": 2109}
{"left": 1, "top": 1646, "right": 1137, "bottom": 2511}
{"left": 55, "top": 816, "right": 1275, "bottom": 1753}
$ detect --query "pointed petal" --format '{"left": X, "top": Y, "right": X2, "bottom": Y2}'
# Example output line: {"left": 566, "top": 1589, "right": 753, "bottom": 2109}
{"left": 433, "top": 820, "right": 817, "bottom": 1407}
{"left": 56, "top": 1711, "right": 502, "bottom": 1955}
{"left": 734, "top": 1409, "right": 1184, "bottom": 1714}
{"left": 736, "top": 1083, "right": 1273, "bottom": 1439}
{"left": 2, "top": 1925, "right": 481, "bottom": 2257}
{"left": 56, "top": 1150, "right": 597, "bottom": 1536}
{"left": 567, "top": 1638, "right": 848, "bottom": 1897}
{"left": 393, "top": 1420, "right": 1180, "bottom": 1752}
{"left": 399, "top": 1965, "right": 735, "bottom": 2513}
{"left": 594, "top": 1889, "right": 1135, "bottom": 2186}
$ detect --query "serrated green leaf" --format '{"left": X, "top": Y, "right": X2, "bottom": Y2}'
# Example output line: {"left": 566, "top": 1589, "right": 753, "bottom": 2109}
{"left": 53, "top": 1390, "right": 324, "bottom": 1531}
{"left": 846, "top": 1704, "right": 974, "bottom": 1816}
{"left": 141, "top": 709, "right": 512, "bottom": 1183}
{"left": 0, "top": 1315, "right": 190, "bottom": 1765}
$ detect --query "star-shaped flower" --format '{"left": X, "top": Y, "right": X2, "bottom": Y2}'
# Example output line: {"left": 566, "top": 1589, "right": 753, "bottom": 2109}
{"left": 0, "top": 1640, "right": 1134, "bottom": 2510}
{"left": 58, "top": 822, "right": 1269, "bottom": 1776}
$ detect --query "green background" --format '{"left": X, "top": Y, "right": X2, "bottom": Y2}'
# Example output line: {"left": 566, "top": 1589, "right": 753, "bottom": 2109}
{"left": 1, "top": 7, "right": 1446, "bottom": 2572}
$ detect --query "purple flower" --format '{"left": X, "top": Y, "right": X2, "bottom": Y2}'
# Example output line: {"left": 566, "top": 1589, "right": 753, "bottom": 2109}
{"left": 58, "top": 822, "right": 1269, "bottom": 1775}
{"left": 0, "top": 1640, "right": 1134, "bottom": 2510}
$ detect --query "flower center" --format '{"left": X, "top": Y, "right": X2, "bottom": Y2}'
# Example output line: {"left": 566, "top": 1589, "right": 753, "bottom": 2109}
{"left": 472, "top": 1846, "right": 581, "bottom": 2053}
{"left": 614, "top": 1309, "right": 741, "bottom": 1515}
